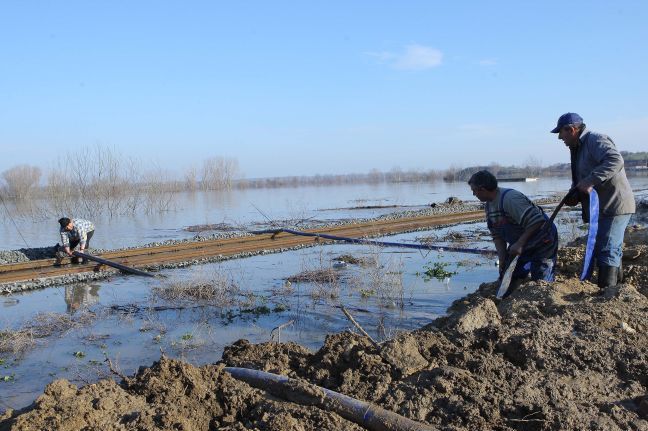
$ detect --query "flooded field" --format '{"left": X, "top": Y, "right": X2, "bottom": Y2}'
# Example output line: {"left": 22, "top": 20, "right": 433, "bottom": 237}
{"left": 2, "top": 177, "right": 647, "bottom": 414}
{"left": 0, "top": 178, "right": 582, "bottom": 250}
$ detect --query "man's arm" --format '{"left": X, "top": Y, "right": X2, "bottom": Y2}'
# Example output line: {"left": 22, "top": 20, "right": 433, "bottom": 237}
{"left": 577, "top": 134, "right": 624, "bottom": 193}
{"left": 60, "top": 232, "right": 73, "bottom": 256}
{"left": 79, "top": 231, "right": 87, "bottom": 251}
{"left": 493, "top": 236, "right": 508, "bottom": 278}
{"left": 509, "top": 221, "right": 544, "bottom": 256}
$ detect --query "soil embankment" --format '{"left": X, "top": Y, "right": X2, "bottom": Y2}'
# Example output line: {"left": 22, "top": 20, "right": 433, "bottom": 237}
{"left": 1, "top": 229, "right": 647, "bottom": 430}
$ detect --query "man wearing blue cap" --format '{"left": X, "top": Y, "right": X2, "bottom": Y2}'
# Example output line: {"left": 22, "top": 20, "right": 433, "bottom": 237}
{"left": 551, "top": 113, "right": 635, "bottom": 290}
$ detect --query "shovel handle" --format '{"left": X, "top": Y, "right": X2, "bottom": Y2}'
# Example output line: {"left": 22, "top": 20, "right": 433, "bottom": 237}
{"left": 546, "top": 188, "right": 578, "bottom": 226}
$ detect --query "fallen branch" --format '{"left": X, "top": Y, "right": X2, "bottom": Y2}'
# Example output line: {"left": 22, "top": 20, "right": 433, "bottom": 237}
{"left": 270, "top": 319, "right": 295, "bottom": 343}
{"left": 104, "top": 356, "right": 128, "bottom": 382}
{"left": 340, "top": 306, "right": 380, "bottom": 349}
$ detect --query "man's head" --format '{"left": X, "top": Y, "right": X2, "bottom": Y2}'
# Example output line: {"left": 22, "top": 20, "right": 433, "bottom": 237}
{"left": 551, "top": 112, "right": 585, "bottom": 148}
{"left": 58, "top": 217, "right": 73, "bottom": 231}
{"left": 468, "top": 170, "right": 498, "bottom": 202}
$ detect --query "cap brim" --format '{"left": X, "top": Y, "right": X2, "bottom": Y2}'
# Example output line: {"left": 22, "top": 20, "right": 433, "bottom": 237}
{"left": 550, "top": 126, "right": 560, "bottom": 133}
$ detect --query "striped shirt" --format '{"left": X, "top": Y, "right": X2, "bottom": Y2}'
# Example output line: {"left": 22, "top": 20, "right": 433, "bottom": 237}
{"left": 60, "top": 218, "right": 95, "bottom": 248}
{"left": 485, "top": 188, "right": 545, "bottom": 241}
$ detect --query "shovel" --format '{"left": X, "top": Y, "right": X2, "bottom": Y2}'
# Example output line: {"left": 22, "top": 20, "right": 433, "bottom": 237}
{"left": 496, "top": 255, "right": 519, "bottom": 299}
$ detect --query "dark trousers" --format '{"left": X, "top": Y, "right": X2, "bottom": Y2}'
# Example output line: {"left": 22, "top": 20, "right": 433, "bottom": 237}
{"left": 69, "top": 230, "right": 94, "bottom": 251}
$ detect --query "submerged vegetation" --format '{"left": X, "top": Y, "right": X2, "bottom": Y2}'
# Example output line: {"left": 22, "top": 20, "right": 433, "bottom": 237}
{"left": 418, "top": 261, "right": 458, "bottom": 281}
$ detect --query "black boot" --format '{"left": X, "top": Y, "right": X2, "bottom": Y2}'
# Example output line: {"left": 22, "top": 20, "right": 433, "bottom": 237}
{"left": 597, "top": 265, "right": 618, "bottom": 290}
{"left": 618, "top": 261, "right": 623, "bottom": 284}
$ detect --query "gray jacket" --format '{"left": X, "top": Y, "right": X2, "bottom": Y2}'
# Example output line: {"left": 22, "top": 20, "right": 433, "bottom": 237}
{"left": 571, "top": 128, "right": 635, "bottom": 221}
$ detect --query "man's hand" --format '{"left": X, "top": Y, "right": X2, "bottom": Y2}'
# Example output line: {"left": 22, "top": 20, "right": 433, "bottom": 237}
{"left": 65, "top": 247, "right": 73, "bottom": 256}
{"left": 509, "top": 240, "right": 524, "bottom": 256}
{"left": 565, "top": 193, "right": 580, "bottom": 206}
{"left": 576, "top": 179, "right": 594, "bottom": 194}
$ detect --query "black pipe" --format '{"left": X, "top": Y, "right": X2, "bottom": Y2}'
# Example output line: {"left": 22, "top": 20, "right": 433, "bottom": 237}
{"left": 251, "top": 228, "right": 497, "bottom": 256}
{"left": 72, "top": 251, "right": 155, "bottom": 277}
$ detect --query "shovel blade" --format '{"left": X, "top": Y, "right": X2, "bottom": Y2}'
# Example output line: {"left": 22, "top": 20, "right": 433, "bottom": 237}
{"left": 496, "top": 255, "right": 519, "bottom": 299}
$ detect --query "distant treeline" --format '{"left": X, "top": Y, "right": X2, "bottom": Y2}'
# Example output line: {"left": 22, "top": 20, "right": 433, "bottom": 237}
{"left": 1, "top": 146, "right": 646, "bottom": 218}
{"left": 444, "top": 152, "right": 648, "bottom": 182}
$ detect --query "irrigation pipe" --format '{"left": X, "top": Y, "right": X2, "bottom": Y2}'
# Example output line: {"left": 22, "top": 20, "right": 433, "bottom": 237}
{"left": 72, "top": 251, "right": 156, "bottom": 278}
{"left": 251, "top": 228, "right": 497, "bottom": 256}
{"left": 224, "top": 367, "right": 435, "bottom": 431}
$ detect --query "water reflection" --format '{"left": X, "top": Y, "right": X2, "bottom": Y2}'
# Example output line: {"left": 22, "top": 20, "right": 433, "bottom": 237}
{"left": 64, "top": 284, "right": 100, "bottom": 312}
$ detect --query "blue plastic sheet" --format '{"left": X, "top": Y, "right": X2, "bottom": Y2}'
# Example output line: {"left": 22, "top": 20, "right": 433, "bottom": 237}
{"left": 580, "top": 189, "right": 599, "bottom": 281}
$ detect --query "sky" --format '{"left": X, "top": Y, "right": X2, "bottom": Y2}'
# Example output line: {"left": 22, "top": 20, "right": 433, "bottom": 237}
{"left": 1, "top": 1, "right": 647, "bottom": 179}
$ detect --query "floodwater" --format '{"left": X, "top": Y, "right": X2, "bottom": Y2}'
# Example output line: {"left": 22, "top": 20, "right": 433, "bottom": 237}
{"left": 0, "top": 177, "right": 583, "bottom": 250}
{"left": 2, "top": 177, "right": 648, "bottom": 412}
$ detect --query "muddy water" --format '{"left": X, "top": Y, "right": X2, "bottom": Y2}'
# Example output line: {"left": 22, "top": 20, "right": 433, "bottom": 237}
{"left": 0, "top": 177, "right": 582, "bottom": 250}
{"left": 0, "top": 222, "right": 499, "bottom": 412}
{"left": 2, "top": 178, "right": 646, "bottom": 413}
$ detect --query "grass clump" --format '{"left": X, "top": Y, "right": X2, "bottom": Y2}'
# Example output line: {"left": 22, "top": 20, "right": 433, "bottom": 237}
{"left": 286, "top": 268, "right": 339, "bottom": 283}
{"left": 152, "top": 270, "right": 241, "bottom": 307}
{"left": 419, "top": 262, "right": 458, "bottom": 281}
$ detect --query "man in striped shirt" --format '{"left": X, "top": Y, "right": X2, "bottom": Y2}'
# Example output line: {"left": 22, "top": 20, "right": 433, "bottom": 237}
{"left": 56, "top": 217, "right": 95, "bottom": 265}
{"left": 468, "top": 170, "right": 559, "bottom": 291}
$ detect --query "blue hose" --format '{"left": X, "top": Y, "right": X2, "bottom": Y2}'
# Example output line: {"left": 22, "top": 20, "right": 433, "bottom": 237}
{"left": 580, "top": 189, "right": 599, "bottom": 281}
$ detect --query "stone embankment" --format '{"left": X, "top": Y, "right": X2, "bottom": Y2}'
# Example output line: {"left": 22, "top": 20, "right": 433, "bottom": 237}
{"left": 0, "top": 200, "right": 489, "bottom": 293}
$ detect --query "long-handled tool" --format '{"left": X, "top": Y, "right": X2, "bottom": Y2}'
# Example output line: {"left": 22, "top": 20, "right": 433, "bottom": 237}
{"left": 72, "top": 251, "right": 155, "bottom": 277}
{"left": 545, "top": 188, "right": 578, "bottom": 227}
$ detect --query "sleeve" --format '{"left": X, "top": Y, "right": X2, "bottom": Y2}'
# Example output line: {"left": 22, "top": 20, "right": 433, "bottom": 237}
{"left": 485, "top": 203, "right": 503, "bottom": 239}
{"left": 79, "top": 227, "right": 88, "bottom": 247}
{"left": 60, "top": 231, "right": 70, "bottom": 247}
{"left": 582, "top": 134, "right": 624, "bottom": 185}
{"left": 503, "top": 192, "right": 544, "bottom": 229}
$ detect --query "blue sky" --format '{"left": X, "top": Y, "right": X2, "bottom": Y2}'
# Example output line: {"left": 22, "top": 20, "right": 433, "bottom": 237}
{"left": 1, "top": 1, "right": 647, "bottom": 178}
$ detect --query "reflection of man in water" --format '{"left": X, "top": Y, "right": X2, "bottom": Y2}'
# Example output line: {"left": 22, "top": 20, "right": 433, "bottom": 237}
{"left": 64, "top": 284, "right": 100, "bottom": 312}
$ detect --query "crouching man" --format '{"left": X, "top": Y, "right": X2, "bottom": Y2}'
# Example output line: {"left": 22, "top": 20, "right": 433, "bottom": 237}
{"left": 468, "top": 170, "right": 558, "bottom": 292}
{"left": 56, "top": 217, "right": 95, "bottom": 265}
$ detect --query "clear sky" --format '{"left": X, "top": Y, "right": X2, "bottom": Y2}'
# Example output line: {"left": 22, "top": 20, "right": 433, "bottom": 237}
{"left": 1, "top": 1, "right": 647, "bottom": 178}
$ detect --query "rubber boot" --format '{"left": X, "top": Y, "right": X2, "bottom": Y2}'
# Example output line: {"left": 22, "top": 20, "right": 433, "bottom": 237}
{"left": 597, "top": 265, "right": 618, "bottom": 291}
{"left": 618, "top": 261, "right": 624, "bottom": 284}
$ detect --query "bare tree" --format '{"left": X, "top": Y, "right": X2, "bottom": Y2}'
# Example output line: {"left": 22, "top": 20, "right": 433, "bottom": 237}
{"left": 200, "top": 157, "right": 240, "bottom": 190}
{"left": 523, "top": 156, "right": 542, "bottom": 177}
{"left": 443, "top": 163, "right": 463, "bottom": 182}
{"left": 1, "top": 165, "right": 42, "bottom": 200}
{"left": 184, "top": 166, "right": 199, "bottom": 191}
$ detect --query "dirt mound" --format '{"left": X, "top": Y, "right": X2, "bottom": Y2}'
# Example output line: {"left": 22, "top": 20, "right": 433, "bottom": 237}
{"left": 2, "top": 228, "right": 648, "bottom": 430}
{"left": 0, "top": 357, "right": 362, "bottom": 431}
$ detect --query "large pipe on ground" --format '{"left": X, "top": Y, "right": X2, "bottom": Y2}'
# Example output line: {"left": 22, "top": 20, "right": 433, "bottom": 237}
{"left": 72, "top": 251, "right": 155, "bottom": 278}
{"left": 224, "top": 367, "right": 435, "bottom": 431}
{"left": 252, "top": 228, "right": 496, "bottom": 257}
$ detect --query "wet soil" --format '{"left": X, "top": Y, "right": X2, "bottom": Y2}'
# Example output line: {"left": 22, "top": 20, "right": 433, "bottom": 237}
{"left": 2, "top": 228, "right": 648, "bottom": 430}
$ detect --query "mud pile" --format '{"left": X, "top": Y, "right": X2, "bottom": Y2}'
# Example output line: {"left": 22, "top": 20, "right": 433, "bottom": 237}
{"left": 2, "top": 232, "right": 648, "bottom": 430}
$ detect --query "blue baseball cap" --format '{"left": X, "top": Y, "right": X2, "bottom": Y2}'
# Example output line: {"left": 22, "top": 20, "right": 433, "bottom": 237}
{"left": 551, "top": 112, "right": 583, "bottom": 133}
